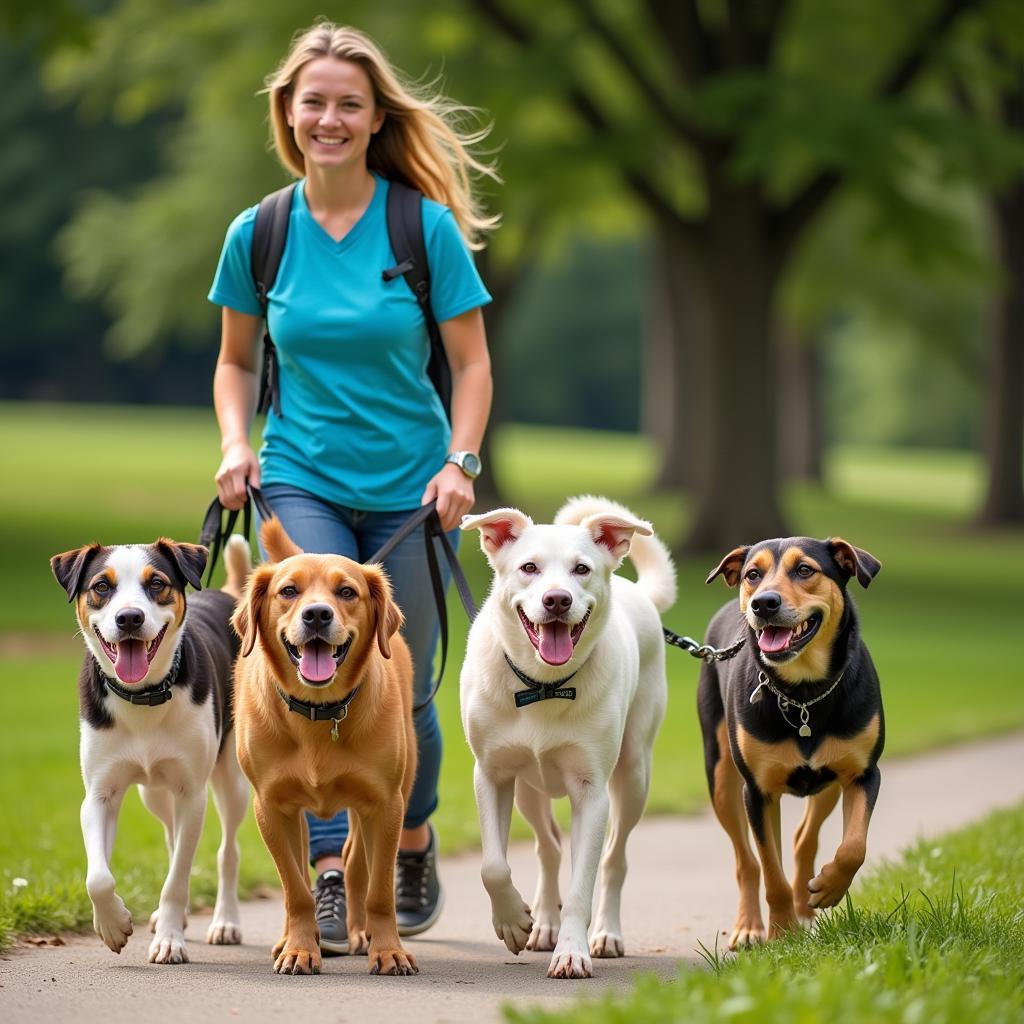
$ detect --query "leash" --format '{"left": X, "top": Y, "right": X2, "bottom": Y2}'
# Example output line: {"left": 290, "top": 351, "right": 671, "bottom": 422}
{"left": 663, "top": 627, "right": 746, "bottom": 662}
{"left": 199, "top": 487, "right": 477, "bottom": 716}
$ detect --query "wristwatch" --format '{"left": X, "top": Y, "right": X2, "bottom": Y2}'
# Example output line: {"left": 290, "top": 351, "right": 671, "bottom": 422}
{"left": 445, "top": 450, "right": 482, "bottom": 479}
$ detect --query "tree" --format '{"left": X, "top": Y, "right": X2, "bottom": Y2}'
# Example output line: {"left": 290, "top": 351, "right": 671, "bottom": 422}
{"left": 471, "top": 0, "right": 1021, "bottom": 549}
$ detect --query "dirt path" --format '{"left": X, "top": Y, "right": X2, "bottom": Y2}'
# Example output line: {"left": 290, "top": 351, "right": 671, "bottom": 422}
{"left": 2, "top": 731, "right": 1022, "bottom": 1024}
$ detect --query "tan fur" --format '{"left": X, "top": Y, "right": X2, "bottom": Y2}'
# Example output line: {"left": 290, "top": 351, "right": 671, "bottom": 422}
{"left": 231, "top": 516, "right": 417, "bottom": 977}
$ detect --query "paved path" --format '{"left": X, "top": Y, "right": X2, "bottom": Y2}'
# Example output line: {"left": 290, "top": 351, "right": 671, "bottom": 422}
{"left": 2, "top": 732, "right": 1022, "bottom": 1024}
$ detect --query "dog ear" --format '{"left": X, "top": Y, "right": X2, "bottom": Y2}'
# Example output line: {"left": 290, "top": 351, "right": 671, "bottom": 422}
{"left": 261, "top": 517, "right": 303, "bottom": 562}
{"left": 828, "top": 538, "right": 881, "bottom": 588}
{"left": 580, "top": 512, "right": 653, "bottom": 565}
{"left": 460, "top": 508, "right": 533, "bottom": 558}
{"left": 154, "top": 539, "right": 208, "bottom": 591}
{"left": 233, "top": 565, "right": 273, "bottom": 657}
{"left": 50, "top": 543, "right": 103, "bottom": 602}
{"left": 365, "top": 566, "right": 404, "bottom": 659}
{"left": 706, "top": 546, "right": 749, "bottom": 587}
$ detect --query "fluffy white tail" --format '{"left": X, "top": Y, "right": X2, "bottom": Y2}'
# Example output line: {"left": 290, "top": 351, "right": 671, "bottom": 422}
{"left": 221, "top": 534, "right": 253, "bottom": 600}
{"left": 555, "top": 495, "right": 677, "bottom": 613}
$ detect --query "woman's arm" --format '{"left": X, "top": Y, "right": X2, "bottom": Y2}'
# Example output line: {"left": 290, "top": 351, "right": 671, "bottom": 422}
{"left": 421, "top": 306, "right": 493, "bottom": 530}
{"left": 213, "top": 307, "right": 264, "bottom": 510}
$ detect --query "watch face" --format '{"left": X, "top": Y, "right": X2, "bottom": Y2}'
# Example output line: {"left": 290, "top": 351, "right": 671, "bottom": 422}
{"left": 462, "top": 452, "right": 481, "bottom": 476}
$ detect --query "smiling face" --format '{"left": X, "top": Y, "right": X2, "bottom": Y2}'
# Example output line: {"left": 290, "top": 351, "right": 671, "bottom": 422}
{"left": 284, "top": 56, "right": 384, "bottom": 174}
{"left": 51, "top": 541, "right": 207, "bottom": 686}
{"left": 462, "top": 508, "right": 651, "bottom": 668}
{"left": 234, "top": 540, "right": 402, "bottom": 694}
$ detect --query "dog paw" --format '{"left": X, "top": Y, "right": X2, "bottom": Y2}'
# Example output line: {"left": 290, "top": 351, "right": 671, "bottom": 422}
{"left": 547, "top": 945, "right": 592, "bottom": 979}
{"left": 807, "top": 861, "right": 854, "bottom": 909}
{"left": 206, "top": 919, "right": 242, "bottom": 945}
{"left": 589, "top": 929, "right": 624, "bottom": 958}
{"left": 767, "top": 910, "right": 800, "bottom": 940}
{"left": 369, "top": 948, "right": 418, "bottom": 976}
{"left": 94, "top": 895, "right": 133, "bottom": 954}
{"left": 493, "top": 904, "right": 534, "bottom": 955}
{"left": 348, "top": 929, "right": 370, "bottom": 956}
{"left": 727, "top": 921, "right": 766, "bottom": 950}
{"left": 149, "top": 907, "right": 186, "bottom": 933}
{"left": 148, "top": 930, "right": 189, "bottom": 964}
{"left": 273, "top": 946, "right": 321, "bottom": 975}
{"left": 526, "top": 919, "right": 559, "bottom": 952}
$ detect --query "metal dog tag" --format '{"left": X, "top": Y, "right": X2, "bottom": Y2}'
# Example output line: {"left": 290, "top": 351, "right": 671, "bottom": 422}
{"left": 799, "top": 724, "right": 812, "bottom": 737}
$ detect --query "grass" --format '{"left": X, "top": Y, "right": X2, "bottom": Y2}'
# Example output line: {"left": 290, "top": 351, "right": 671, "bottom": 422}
{"left": 1, "top": 401, "right": 1022, "bottom": 950}
{"left": 505, "top": 803, "right": 1024, "bottom": 1024}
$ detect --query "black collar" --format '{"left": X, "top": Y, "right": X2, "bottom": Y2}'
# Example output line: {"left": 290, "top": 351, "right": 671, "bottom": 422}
{"left": 101, "top": 645, "right": 182, "bottom": 707}
{"left": 504, "top": 653, "right": 578, "bottom": 709}
{"left": 275, "top": 682, "right": 362, "bottom": 741}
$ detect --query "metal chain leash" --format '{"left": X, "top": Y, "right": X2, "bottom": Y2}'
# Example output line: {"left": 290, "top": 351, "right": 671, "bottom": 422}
{"left": 662, "top": 628, "right": 746, "bottom": 662}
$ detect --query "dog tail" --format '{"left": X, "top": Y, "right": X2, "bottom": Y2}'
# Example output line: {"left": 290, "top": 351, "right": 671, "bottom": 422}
{"left": 221, "top": 534, "right": 253, "bottom": 601}
{"left": 555, "top": 495, "right": 677, "bottom": 613}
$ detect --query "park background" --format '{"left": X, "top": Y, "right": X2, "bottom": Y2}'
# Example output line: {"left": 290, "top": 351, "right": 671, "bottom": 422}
{"left": 1, "top": 0, "right": 1022, "bottom": 1006}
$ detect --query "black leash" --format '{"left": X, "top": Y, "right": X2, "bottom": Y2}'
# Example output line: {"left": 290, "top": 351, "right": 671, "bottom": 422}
{"left": 199, "top": 487, "right": 477, "bottom": 716}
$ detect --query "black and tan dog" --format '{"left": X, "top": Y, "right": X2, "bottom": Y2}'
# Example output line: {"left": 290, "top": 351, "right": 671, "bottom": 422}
{"left": 698, "top": 537, "right": 882, "bottom": 949}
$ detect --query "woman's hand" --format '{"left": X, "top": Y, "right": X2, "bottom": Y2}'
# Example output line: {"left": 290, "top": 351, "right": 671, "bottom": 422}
{"left": 216, "top": 441, "right": 261, "bottom": 510}
{"left": 422, "top": 462, "right": 475, "bottom": 531}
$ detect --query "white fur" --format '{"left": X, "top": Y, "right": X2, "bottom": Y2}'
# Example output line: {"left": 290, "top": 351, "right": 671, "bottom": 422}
{"left": 76, "top": 544, "right": 248, "bottom": 963}
{"left": 459, "top": 497, "right": 675, "bottom": 979}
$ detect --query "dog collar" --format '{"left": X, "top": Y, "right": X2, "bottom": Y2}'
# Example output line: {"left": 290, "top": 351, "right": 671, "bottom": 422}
{"left": 749, "top": 669, "right": 844, "bottom": 737}
{"left": 504, "top": 653, "right": 577, "bottom": 709}
{"left": 275, "top": 683, "right": 362, "bottom": 742}
{"left": 101, "top": 645, "right": 182, "bottom": 707}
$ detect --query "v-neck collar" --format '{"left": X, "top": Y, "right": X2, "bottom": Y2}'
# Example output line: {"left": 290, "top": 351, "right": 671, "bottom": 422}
{"left": 297, "top": 173, "right": 384, "bottom": 251}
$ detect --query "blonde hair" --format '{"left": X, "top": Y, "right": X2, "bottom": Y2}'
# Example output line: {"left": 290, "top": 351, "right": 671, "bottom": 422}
{"left": 266, "top": 22, "right": 499, "bottom": 248}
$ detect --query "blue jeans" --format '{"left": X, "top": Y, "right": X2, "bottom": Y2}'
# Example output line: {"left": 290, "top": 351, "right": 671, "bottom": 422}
{"left": 260, "top": 482, "right": 455, "bottom": 865}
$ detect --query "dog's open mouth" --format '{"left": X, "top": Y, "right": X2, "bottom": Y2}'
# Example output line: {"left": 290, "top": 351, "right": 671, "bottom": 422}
{"left": 282, "top": 634, "right": 352, "bottom": 685}
{"left": 517, "top": 607, "right": 591, "bottom": 667}
{"left": 757, "top": 613, "right": 821, "bottom": 657}
{"left": 95, "top": 624, "right": 167, "bottom": 685}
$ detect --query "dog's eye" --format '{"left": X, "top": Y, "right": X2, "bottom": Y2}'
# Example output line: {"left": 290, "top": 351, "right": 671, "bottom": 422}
{"left": 520, "top": 562, "right": 538, "bottom": 574}
{"left": 280, "top": 585, "right": 298, "bottom": 599}
{"left": 149, "top": 578, "right": 166, "bottom": 593}
{"left": 573, "top": 563, "right": 590, "bottom": 576}
{"left": 338, "top": 586, "right": 357, "bottom": 601}
{"left": 744, "top": 568, "right": 760, "bottom": 582}
{"left": 796, "top": 564, "right": 816, "bottom": 578}
{"left": 93, "top": 580, "right": 111, "bottom": 595}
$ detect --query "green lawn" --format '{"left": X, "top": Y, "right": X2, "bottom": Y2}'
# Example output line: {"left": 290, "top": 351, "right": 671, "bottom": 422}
{"left": 507, "top": 802, "right": 1024, "bottom": 1024}
{"left": 1, "top": 402, "right": 1021, "bottom": 947}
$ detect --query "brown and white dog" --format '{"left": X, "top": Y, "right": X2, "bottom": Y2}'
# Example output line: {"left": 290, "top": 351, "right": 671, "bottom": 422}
{"left": 50, "top": 535, "right": 251, "bottom": 964}
{"left": 232, "top": 517, "right": 417, "bottom": 977}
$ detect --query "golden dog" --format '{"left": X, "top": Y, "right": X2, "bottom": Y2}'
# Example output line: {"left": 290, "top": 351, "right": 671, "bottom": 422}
{"left": 232, "top": 517, "right": 417, "bottom": 976}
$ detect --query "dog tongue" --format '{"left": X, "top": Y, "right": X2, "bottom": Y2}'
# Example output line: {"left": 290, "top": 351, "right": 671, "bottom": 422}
{"left": 114, "top": 639, "right": 149, "bottom": 684}
{"left": 539, "top": 621, "right": 573, "bottom": 665}
{"left": 300, "top": 639, "right": 336, "bottom": 682}
{"left": 758, "top": 627, "right": 793, "bottom": 653}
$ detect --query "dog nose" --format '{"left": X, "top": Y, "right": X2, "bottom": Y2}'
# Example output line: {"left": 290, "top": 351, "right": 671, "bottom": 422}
{"left": 750, "top": 591, "right": 782, "bottom": 617}
{"left": 114, "top": 607, "right": 145, "bottom": 631}
{"left": 301, "top": 604, "right": 334, "bottom": 628}
{"left": 542, "top": 589, "right": 573, "bottom": 614}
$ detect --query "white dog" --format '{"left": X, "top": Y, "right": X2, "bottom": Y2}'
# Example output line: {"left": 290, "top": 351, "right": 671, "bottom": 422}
{"left": 50, "top": 536, "right": 251, "bottom": 964}
{"left": 460, "top": 496, "right": 675, "bottom": 979}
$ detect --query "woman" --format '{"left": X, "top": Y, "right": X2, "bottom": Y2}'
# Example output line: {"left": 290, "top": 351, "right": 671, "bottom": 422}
{"left": 208, "top": 21, "right": 496, "bottom": 953}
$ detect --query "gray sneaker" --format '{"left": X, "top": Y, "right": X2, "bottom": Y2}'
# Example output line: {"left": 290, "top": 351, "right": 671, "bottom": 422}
{"left": 395, "top": 824, "right": 444, "bottom": 936}
{"left": 313, "top": 869, "right": 348, "bottom": 955}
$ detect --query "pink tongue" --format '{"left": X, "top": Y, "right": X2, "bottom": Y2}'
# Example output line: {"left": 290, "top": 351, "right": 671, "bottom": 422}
{"left": 300, "top": 639, "right": 336, "bottom": 682}
{"left": 538, "top": 621, "right": 574, "bottom": 665}
{"left": 758, "top": 627, "right": 794, "bottom": 654}
{"left": 114, "top": 639, "right": 149, "bottom": 683}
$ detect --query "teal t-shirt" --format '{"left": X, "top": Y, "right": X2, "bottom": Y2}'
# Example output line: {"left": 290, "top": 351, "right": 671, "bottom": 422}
{"left": 208, "top": 174, "right": 491, "bottom": 510}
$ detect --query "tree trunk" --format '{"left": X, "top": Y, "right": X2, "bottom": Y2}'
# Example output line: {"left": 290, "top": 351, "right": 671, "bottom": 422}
{"left": 647, "top": 220, "right": 708, "bottom": 489}
{"left": 777, "top": 324, "right": 825, "bottom": 481}
{"left": 682, "top": 180, "right": 790, "bottom": 553}
{"left": 977, "top": 182, "right": 1024, "bottom": 525}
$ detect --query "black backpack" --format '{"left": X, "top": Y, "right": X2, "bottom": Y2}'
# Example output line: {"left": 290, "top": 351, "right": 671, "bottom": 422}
{"left": 249, "top": 180, "right": 450, "bottom": 420}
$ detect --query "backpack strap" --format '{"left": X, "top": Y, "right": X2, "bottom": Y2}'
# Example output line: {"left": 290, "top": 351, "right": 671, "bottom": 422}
{"left": 250, "top": 184, "right": 295, "bottom": 417}
{"left": 383, "top": 181, "right": 452, "bottom": 421}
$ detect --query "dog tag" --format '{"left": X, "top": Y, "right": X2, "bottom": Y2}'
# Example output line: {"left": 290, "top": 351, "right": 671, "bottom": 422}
{"left": 799, "top": 724, "right": 812, "bottom": 737}
{"left": 331, "top": 718, "right": 341, "bottom": 742}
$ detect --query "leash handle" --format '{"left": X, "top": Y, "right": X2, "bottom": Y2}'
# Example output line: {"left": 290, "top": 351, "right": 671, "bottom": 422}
{"left": 198, "top": 484, "right": 271, "bottom": 586}
{"left": 366, "top": 500, "right": 478, "bottom": 715}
